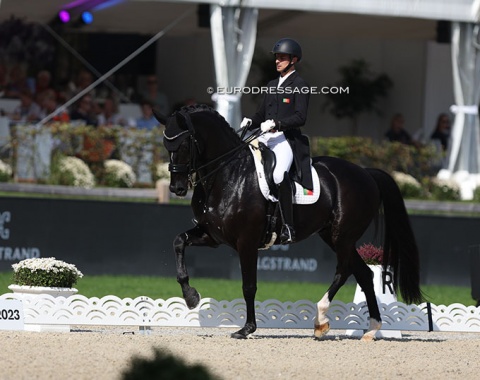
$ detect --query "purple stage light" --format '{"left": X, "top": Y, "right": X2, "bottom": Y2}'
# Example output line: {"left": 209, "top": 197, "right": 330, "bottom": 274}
{"left": 58, "top": 10, "right": 71, "bottom": 23}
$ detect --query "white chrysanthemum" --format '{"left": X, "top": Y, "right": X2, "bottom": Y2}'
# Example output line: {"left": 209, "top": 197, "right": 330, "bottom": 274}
{"left": 104, "top": 159, "right": 136, "bottom": 188}
{"left": 0, "top": 159, "right": 12, "bottom": 176}
{"left": 59, "top": 156, "right": 96, "bottom": 188}
{"left": 391, "top": 171, "right": 421, "bottom": 188}
{"left": 431, "top": 177, "right": 461, "bottom": 191}
{"left": 156, "top": 162, "right": 170, "bottom": 180}
{"left": 12, "top": 257, "right": 83, "bottom": 278}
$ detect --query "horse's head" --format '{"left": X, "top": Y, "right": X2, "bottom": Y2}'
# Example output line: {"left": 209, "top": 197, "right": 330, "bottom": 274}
{"left": 154, "top": 105, "right": 242, "bottom": 197}
{"left": 153, "top": 108, "right": 196, "bottom": 196}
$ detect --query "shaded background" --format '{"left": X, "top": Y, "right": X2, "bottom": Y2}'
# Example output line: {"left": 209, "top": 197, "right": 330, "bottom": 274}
{"left": 0, "top": 197, "right": 478, "bottom": 287}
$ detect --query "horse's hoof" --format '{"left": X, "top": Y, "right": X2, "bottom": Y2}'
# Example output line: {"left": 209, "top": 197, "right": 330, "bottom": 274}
{"left": 231, "top": 331, "right": 248, "bottom": 339}
{"left": 360, "top": 333, "right": 375, "bottom": 342}
{"left": 314, "top": 322, "right": 330, "bottom": 339}
{"left": 360, "top": 319, "right": 381, "bottom": 341}
{"left": 184, "top": 288, "right": 200, "bottom": 309}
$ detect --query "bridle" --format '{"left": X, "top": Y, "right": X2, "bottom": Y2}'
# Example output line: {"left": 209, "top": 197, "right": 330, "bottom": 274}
{"left": 163, "top": 110, "right": 263, "bottom": 188}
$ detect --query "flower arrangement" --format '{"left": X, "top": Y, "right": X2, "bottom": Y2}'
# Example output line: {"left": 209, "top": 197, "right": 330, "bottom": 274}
{"left": 391, "top": 171, "right": 424, "bottom": 199}
{"left": 474, "top": 186, "right": 480, "bottom": 203}
{"left": 103, "top": 159, "right": 136, "bottom": 188}
{"left": 0, "top": 159, "right": 12, "bottom": 182}
{"left": 428, "top": 177, "right": 461, "bottom": 201}
{"left": 50, "top": 155, "right": 96, "bottom": 188}
{"left": 12, "top": 257, "right": 83, "bottom": 288}
{"left": 155, "top": 162, "right": 170, "bottom": 181}
{"left": 357, "top": 243, "right": 383, "bottom": 265}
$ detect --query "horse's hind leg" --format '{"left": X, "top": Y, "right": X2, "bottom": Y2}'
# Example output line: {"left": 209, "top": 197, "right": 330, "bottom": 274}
{"left": 314, "top": 269, "right": 350, "bottom": 339}
{"left": 351, "top": 253, "right": 382, "bottom": 341}
{"left": 174, "top": 225, "right": 217, "bottom": 309}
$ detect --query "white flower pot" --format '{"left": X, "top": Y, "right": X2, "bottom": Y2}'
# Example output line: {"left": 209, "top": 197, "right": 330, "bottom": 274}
{"left": 347, "top": 265, "right": 401, "bottom": 338}
{"left": 7, "top": 285, "right": 78, "bottom": 332}
{"left": 352, "top": 265, "right": 397, "bottom": 305}
{"left": 8, "top": 284, "right": 78, "bottom": 298}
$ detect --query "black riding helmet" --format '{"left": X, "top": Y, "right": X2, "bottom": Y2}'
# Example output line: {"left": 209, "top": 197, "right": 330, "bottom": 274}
{"left": 271, "top": 38, "right": 302, "bottom": 62}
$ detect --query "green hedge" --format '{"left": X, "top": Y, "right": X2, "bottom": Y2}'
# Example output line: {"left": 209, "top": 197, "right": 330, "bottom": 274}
{"left": 310, "top": 136, "right": 442, "bottom": 179}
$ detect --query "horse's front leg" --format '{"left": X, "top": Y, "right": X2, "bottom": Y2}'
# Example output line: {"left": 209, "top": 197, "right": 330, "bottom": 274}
{"left": 231, "top": 246, "right": 259, "bottom": 339}
{"left": 174, "top": 225, "right": 217, "bottom": 309}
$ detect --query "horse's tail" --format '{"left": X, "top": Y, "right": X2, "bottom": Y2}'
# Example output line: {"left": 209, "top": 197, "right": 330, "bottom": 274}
{"left": 366, "top": 168, "right": 424, "bottom": 305}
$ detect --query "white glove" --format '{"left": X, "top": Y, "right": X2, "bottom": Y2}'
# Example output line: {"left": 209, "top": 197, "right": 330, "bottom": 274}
{"left": 240, "top": 117, "right": 252, "bottom": 129}
{"left": 260, "top": 119, "right": 276, "bottom": 133}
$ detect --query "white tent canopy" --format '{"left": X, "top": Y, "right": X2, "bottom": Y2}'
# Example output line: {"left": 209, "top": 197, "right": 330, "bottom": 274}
{"left": 2, "top": 0, "right": 480, "bottom": 197}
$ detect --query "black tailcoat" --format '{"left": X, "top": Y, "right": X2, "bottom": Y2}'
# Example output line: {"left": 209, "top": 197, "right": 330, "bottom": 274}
{"left": 250, "top": 71, "right": 313, "bottom": 190}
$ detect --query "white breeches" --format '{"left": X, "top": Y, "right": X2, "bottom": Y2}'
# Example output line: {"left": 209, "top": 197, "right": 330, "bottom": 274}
{"left": 258, "top": 131, "right": 293, "bottom": 184}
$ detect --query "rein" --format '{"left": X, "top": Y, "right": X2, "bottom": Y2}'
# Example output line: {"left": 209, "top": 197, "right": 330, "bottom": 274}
{"left": 166, "top": 110, "right": 264, "bottom": 188}
{"left": 191, "top": 129, "right": 263, "bottom": 187}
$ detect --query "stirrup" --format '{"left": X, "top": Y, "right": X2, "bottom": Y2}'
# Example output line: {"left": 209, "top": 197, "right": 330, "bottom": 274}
{"left": 280, "top": 224, "right": 295, "bottom": 244}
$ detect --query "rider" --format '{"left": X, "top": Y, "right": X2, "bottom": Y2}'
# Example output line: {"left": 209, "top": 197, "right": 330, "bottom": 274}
{"left": 241, "top": 38, "right": 312, "bottom": 244}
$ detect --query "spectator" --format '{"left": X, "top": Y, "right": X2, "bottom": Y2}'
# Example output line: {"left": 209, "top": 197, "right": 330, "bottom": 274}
{"left": 136, "top": 100, "right": 160, "bottom": 130}
{"left": 70, "top": 94, "right": 98, "bottom": 126}
{"left": 10, "top": 89, "right": 42, "bottom": 122}
{"left": 4, "top": 64, "right": 29, "bottom": 99}
{"left": 140, "top": 75, "right": 169, "bottom": 115}
{"left": 97, "top": 97, "right": 126, "bottom": 127}
{"left": 171, "top": 97, "right": 197, "bottom": 113}
{"left": 67, "top": 69, "right": 95, "bottom": 99}
{"left": 38, "top": 89, "right": 70, "bottom": 123}
{"left": 430, "top": 113, "right": 451, "bottom": 151}
{"left": 385, "top": 113, "right": 420, "bottom": 147}
{"left": 34, "top": 70, "right": 55, "bottom": 103}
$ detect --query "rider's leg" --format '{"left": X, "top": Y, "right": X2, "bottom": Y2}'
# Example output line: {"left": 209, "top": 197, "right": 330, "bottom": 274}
{"left": 269, "top": 136, "right": 295, "bottom": 244}
{"left": 258, "top": 133, "right": 295, "bottom": 243}
{"left": 269, "top": 135, "right": 293, "bottom": 185}
{"left": 278, "top": 171, "right": 295, "bottom": 244}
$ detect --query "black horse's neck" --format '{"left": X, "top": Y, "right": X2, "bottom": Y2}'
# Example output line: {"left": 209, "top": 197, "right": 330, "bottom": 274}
{"left": 173, "top": 105, "right": 253, "bottom": 190}
{"left": 182, "top": 105, "right": 243, "bottom": 160}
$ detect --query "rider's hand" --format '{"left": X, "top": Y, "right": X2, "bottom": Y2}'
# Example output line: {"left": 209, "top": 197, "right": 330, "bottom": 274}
{"left": 240, "top": 117, "right": 252, "bottom": 129}
{"left": 260, "top": 119, "right": 276, "bottom": 133}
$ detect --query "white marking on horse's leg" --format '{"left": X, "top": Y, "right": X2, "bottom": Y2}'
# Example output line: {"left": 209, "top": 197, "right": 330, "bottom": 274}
{"left": 361, "top": 318, "right": 382, "bottom": 342}
{"left": 314, "top": 293, "right": 330, "bottom": 338}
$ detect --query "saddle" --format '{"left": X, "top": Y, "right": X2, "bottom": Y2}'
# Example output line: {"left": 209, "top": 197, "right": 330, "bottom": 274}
{"left": 250, "top": 140, "right": 321, "bottom": 249}
{"left": 258, "top": 142, "right": 278, "bottom": 198}
{"left": 249, "top": 139, "right": 320, "bottom": 204}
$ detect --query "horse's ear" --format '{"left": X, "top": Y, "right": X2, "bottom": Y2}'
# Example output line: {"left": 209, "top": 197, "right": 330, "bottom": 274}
{"left": 175, "top": 112, "right": 188, "bottom": 130}
{"left": 152, "top": 108, "right": 167, "bottom": 125}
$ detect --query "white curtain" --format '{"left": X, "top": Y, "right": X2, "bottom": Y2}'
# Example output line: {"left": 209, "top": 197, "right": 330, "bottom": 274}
{"left": 210, "top": 5, "right": 258, "bottom": 129}
{"left": 441, "top": 22, "right": 480, "bottom": 198}
{"left": 448, "top": 22, "right": 480, "bottom": 173}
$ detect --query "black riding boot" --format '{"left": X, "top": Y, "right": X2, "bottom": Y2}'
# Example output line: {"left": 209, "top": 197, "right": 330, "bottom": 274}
{"left": 278, "top": 173, "right": 295, "bottom": 244}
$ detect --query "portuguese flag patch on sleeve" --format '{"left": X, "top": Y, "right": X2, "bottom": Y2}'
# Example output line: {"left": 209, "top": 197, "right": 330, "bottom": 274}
{"left": 282, "top": 98, "right": 291, "bottom": 104}
{"left": 303, "top": 188, "right": 314, "bottom": 196}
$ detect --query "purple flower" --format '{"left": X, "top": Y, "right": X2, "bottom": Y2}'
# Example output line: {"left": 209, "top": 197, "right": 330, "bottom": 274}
{"left": 357, "top": 243, "right": 383, "bottom": 265}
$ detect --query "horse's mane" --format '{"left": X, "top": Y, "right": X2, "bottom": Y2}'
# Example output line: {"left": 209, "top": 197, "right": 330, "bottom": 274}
{"left": 175, "top": 104, "right": 242, "bottom": 143}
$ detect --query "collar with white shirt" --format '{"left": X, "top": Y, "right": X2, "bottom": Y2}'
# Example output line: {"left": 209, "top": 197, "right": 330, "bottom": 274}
{"left": 277, "top": 70, "right": 296, "bottom": 88}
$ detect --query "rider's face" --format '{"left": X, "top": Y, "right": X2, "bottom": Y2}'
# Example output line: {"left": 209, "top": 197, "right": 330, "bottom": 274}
{"left": 275, "top": 53, "right": 290, "bottom": 72}
{"left": 275, "top": 53, "right": 297, "bottom": 74}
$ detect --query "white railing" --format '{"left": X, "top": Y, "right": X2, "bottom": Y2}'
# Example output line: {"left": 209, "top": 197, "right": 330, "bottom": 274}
{"left": 1, "top": 294, "right": 479, "bottom": 333}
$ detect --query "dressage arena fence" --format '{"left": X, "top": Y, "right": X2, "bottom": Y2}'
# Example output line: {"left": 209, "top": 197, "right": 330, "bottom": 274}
{"left": 1, "top": 293, "right": 480, "bottom": 334}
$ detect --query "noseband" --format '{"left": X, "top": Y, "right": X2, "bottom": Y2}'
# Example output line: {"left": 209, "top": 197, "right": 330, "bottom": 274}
{"left": 163, "top": 109, "right": 263, "bottom": 188}
{"left": 163, "top": 111, "right": 201, "bottom": 186}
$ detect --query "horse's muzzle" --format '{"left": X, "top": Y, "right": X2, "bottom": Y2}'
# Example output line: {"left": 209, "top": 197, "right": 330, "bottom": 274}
{"left": 169, "top": 180, "right": 188, "bottom": 197}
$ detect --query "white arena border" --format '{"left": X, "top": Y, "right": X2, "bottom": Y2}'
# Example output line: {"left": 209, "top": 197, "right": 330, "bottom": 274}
{"left": 1, "top": 294, "right": 480, "bottom": 333}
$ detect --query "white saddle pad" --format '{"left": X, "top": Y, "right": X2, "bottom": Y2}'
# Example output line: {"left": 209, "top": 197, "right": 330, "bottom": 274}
{"left": 249, "top": 142, "right": 320, "bottom": 205}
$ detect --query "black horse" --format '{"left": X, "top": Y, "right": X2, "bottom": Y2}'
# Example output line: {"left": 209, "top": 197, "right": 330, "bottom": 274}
{"left": 154, "top": 104, "right": 423, "bottom": 341}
